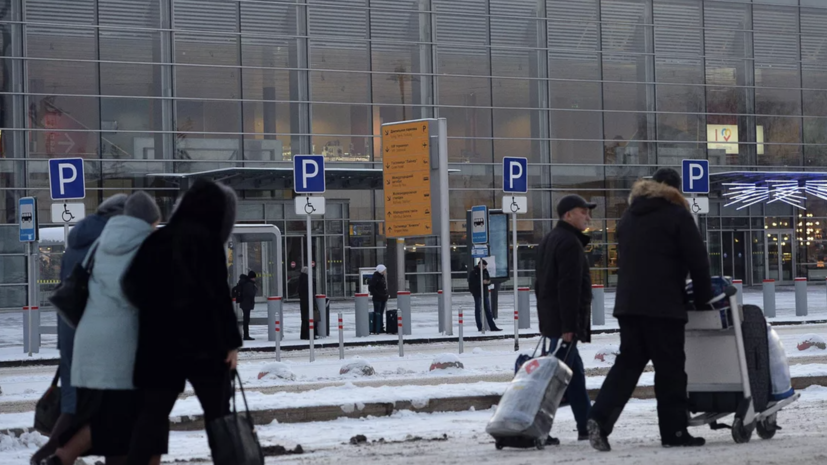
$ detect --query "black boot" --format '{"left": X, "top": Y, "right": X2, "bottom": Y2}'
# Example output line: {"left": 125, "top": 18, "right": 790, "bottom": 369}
{"left": 588, "top": 419, "right": 611, "bottom": 452}
{"left": 662, "top": 431, "right": 705, "bottom": 448}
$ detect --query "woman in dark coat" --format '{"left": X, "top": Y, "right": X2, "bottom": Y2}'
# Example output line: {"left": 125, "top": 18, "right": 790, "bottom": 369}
{"left": 121, "top": 179, "right": 242, "bottom": 465}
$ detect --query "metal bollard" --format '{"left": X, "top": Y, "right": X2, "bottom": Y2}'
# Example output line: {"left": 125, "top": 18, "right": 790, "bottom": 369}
{"left": 398, "top": 313, "right": 404, "bottom": 357}
{"left": 458, "top": 309, "right": 464, "bottom": 354}
{"left": 338, "top": 312, "right": 344, "bottom": 360}
{"left": 591, "top": 285, "right": 605, "bottom": 326}
{"left": 267, "top": 297, "right": 282, "bottom": 342}
{"left": 763, "top": 279, "right": 776, "bottom": 318}
{"left": 23, "top": 306, "right": 41, "bottom": 354}
{"left": 518, "top": 287, "right": 531, "bottom": 329}
{"left": 733, "top": 279, "right": 744, "bottom": 307}
{"left": 438, "top": 290, "right": 445, "bottom": 333}
{"left": 397, "top": 291, "right": 412, "bottom": 336}
{"left": 795, "top": 277, "right": 808, "bottom": 316}
{"left": 355, "top": 293, "right": 369, "bottom": 337}
{"left": 315, "top": 294, "right": 327, "bottom": 338}
{"left": 275, "top": 314, "right": 281, "bottom": 362}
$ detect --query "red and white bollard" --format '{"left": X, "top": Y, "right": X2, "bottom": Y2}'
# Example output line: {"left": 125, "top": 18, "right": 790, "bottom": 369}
{"left": 338, "top": 312, "right": 344, "bottom": 360}
{"left": 309, "top": 316, "right": 315, "bottom": 362}
{"left": 458, "top": 310, "right": 464, "bottom": 354}
{"left": 398, "top": 314, "right": 404, "bottom": 357}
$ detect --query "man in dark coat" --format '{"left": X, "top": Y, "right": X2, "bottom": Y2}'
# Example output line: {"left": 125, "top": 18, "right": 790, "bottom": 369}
{"left": 535, "top": 194, "right": 596, "bottom": 443}
{"left": 299, "top": 266, "right": 312, "bottom": 340}
{"left": 588, "top": 168, "right": 715, "bottom": 452}
{"left": 239, "top": 271, "right": 258, "bottom": 340}
{"left": 369, "top": 264, "right": 389, "bottom": 333}
{"left": 123, "top": 179, "right": 242, "bottom": 464}
{"left": 468, "top": 260, "right": 501, "bottom": 332}
{"left": 31, "top": 195, "right": 127, "bottom": 465}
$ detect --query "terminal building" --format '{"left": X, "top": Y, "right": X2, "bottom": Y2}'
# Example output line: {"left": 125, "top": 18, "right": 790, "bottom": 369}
{"left": 3, "top": 0, "right": 827, "bottom": 309}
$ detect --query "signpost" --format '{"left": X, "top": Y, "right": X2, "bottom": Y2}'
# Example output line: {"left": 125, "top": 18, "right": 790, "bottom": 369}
{"left": 382, "top": 119, "right": 451, "bottom": 335}
{"left": 19, "top": 197, "right": 37, "bottom": 357}
{"left": 294, "top": 154, "right": 325, "bottom": 362}
{"left": 503, "top": 157, "right": 528, "bottom": 351}
{"left": 682, "top": 159, "right": 710, "bottom": 226}
{"left": 48, "top": 158, "right": 86, "bottom": 247}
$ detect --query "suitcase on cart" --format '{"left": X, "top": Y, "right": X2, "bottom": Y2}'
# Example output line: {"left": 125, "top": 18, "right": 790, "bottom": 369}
{"left": 487, "top": 349, "right": 572, "bottom": 450}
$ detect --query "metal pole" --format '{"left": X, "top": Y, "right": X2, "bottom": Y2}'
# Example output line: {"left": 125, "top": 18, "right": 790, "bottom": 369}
{"left": 480, "top": 260, "right": 486, "bottom": 334}
{"left": 438, "top": 118, "right": 452, "bottom": 335}
{"left": 763, "top": 279, "right": 776, "bottom": 318}
{"left": 592, "top": 285, "right": 605, "bottom": 326}
{"left": 27, "top": 242, "right": 32, "bottom": 357}
{"left": 275, "top": 311, "right": 281, "bottom": 362}
{"left": 307, "top": 201, "right": 315, "bottom": 362}
{"left": 795, "top": 277, "right": 808, "bottom": 316}
{"left": 64, "top": 222, "right": 69, "bottom": 248}
{"left": 512, "top": 211, "right": 518, "bottom": 351}
{"left": 458, "top": 309, "right": 464, "bottom": 354}
{"left": 398, "top": 313, "right": 404, "bottom": 357}
{"left": 338, "top": 311, "right": 344, "bottom": 360}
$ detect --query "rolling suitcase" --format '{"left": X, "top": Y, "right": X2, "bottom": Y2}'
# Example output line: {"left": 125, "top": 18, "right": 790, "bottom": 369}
{"left": 386, "top": 309, "right": 398, "bottom": 335}
{"left": 487, "top": 340, "right": 573, "bottom": 450}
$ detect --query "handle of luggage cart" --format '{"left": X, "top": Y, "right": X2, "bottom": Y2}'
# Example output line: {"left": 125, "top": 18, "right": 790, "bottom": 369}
{"left": 533, "top": 337, "right": 575, "bottom": 362}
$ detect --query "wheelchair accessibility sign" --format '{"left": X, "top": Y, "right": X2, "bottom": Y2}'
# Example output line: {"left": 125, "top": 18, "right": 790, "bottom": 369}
{"left": 687, "top": 196, "right": 709, "bottom": 215}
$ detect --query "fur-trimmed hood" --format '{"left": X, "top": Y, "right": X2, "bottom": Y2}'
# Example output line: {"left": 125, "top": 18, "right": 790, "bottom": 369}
{"left": 628, "top": 179, "right": 689, "bottom": 212}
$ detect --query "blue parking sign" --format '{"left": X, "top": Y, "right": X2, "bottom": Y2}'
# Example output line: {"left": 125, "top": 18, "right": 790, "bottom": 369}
{"left": 293, "top": 155, "right": 326, "bottom": 194}
{"left": 502, "top": 157, "right": 527, "bottom": 193}
{"left": 681, "top": 159, "right": 709, "bottom": 194}
{"left": 49, "top": 158, "right": 86, "bottom": 200}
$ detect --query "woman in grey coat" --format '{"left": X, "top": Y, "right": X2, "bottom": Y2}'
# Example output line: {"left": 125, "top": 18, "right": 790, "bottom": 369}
{"left": 43, "top": 192, "right": 161, "bottom": 465}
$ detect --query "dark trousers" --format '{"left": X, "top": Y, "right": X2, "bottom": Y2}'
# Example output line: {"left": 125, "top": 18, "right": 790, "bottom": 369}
{"left": 373, "top": 299, "right": 386, "bottom": 333}
{"left": 589, "top": 316, "right": 688, "bottom": 441}
{"left": 241, "top": 307, "right": 252, "bottom": 337}
{"left": 547, "top": 338, "right": 591, "bottom": 435}
{"left": 472, "top": 294, "right": 498, "bottom": 331}
{"left": 127, "top": 359, "right": 231, "bottom": 465}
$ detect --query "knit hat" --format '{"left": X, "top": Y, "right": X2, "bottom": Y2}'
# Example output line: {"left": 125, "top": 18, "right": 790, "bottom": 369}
{"left": 376, "top": 264, "right": 387, "bottom": 273}
{"left": 96, "top": 194, "right": 128, "bottom": 218}
{"left": 124, "top": 191, "right": 161, "bottom": 225}
{"left": 653, "top": 167, "right": 681, "bottom": 190}
{"left": 248, "top": 271, "right": 257, "bottom": 279}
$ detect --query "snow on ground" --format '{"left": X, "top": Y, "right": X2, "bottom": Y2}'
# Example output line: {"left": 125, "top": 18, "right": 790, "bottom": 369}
{"left": 3, "top": 385, "right": 821, "bottom": 464}
{"left": 4, "top": 285, "right": 827, "bottom": 356}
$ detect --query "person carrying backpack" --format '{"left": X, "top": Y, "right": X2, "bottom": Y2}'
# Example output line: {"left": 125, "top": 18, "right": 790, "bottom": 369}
{"left": 369, "top": 265, "right": 389, "bottom": 333}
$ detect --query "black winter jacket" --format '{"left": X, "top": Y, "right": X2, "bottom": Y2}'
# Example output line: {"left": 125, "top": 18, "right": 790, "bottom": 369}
{"left": 467, "top": 266, "right": 490, "bottom": 298}
{"left": 613, "top": 180, "right": 714, "bottom": 321}
{"left": 535, "top": 221, "right": 592, "bottom": 343}
{"left": 123, "top": 179, "right": 242, "bottom": 389}
{"left": 369, "top": 272, "right": 389, "bottom": 302}
{"left": 238, "top": 277, "right": 257, "bottom": 311}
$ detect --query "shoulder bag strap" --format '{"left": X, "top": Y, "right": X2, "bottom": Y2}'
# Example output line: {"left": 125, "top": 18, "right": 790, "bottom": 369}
{"left": 234, "top": 370, "right": 255, "bottom": 426}
{"left": 81, "top": 241, "right": 101, "bottom": 272}
{"left": 51, "top": 366, "right": 60, "bottom": 386}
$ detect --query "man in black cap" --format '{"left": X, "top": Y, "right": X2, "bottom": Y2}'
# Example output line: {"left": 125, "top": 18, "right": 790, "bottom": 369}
{"left": 468, "top": 259, "right": 501, "bottom": 332}
{"left": 588, "top": 167, "right": 714, "bottom": 452}
{"left": 535, "top": 194, "right": 596, "bottom": 444}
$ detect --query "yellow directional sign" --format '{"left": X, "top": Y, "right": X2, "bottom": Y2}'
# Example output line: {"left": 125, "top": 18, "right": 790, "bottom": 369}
{"left": 383, "top": 120, "right": 432, "bottom": 238}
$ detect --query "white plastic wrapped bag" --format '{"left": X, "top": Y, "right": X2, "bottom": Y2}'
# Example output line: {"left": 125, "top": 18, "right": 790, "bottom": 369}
{"left": 767, "top": 324, "right": 794, "bottom": 401}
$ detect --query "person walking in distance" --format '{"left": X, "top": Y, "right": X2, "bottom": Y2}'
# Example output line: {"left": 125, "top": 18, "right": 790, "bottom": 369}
{"left": 30, "top": 195, "right": 127, "bottom": 465}
{"left": 122, "top": 179, "right": 242, "bottom": 465}
{"left": 369, "top": 264, "right": 389, "bottom": 333}
{"left": 239, "top": 271, "right": 258, "bottom": 341}
{"left": 588, "top": 168, "right": 714, "bottom": 451}
{"left": 535, "top": 194, "right": 596, "bottom": 444}
{"left": 468, "top": 260, "right": 501, "bottom": 332}
{"left": 299, "top": 266, "right": 312, "bottom": 340}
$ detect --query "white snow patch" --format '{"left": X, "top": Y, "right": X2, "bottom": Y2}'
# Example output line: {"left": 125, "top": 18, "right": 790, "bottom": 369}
{"left": 0, "top": 431, "right": 45, "bottom": 452}
{"left": 258, "top": 362, "right": 297, "bottom": 381}
{"left": 595, "top": 344, "right": 620, "bottom": 364}
{"left": 411, "top": 397, "right": 429, "bottom": 409}
{"left": 472, "top": 347, "right": 485, "bottom": 354}
{"left": 341, "top": 404, "right": 356, "bottom": 414}
{"left": 429, "top": 353, "right": 464, "bottom": 371}
{"left": 340, "top": 359, "right": 375, "bottom": 377}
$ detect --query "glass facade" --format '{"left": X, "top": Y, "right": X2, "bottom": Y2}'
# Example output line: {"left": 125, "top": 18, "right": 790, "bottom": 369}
{"left": 3, "top": 0, "right": 827, "bottom": 308}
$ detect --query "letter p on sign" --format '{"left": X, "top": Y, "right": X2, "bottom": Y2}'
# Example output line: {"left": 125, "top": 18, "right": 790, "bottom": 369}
{"left": 681, "top": 159, "right": 709, "bottom": 194}
{"left": 48, "top": 158, "right": 86, "bottom": 200}
{"left": 502, "top": 157, "right": 528, "bottom": 193}
{"left": 293, "top": 155, "right": 326, "bottom": 194}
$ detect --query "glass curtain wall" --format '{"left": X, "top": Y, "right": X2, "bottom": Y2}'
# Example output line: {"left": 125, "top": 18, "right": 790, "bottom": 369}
{"left": 4, "top": 0, "right": 827, "bottom": 307}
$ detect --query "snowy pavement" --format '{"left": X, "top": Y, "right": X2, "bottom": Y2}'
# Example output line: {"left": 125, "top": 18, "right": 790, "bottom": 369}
{"left": 3, "top": 285, "right": 827, "bottom": 359}
{"left": 2, "top": 385, "right": 824, "bottom": 464}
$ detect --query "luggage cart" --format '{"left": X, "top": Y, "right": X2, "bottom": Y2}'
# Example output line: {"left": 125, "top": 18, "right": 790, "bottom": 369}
{"left": 685, "top": 285, "right": 800, "bottom": 443}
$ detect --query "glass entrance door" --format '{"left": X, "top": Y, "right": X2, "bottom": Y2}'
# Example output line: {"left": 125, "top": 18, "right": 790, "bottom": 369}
{"left": 765, "top": 230, "right": 794, "bottom": 283}
{"left": 721, "top": 231, "right": 747, "bottom": 282}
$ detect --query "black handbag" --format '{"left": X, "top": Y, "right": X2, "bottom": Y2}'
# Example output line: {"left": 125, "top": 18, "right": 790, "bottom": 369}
{"left": 207, "top": 371, "right": 264, "bottom": 465}
{"left": 34, "top": 368, "right": 61, "bottom": 436}
{"left": 48, "top": 243, "right": 99, "bottom": 328}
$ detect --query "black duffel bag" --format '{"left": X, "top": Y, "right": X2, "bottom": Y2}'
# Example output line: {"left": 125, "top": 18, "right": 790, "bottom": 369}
{"left": 48, "top": 243, "right": 99, "bottom": 328}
